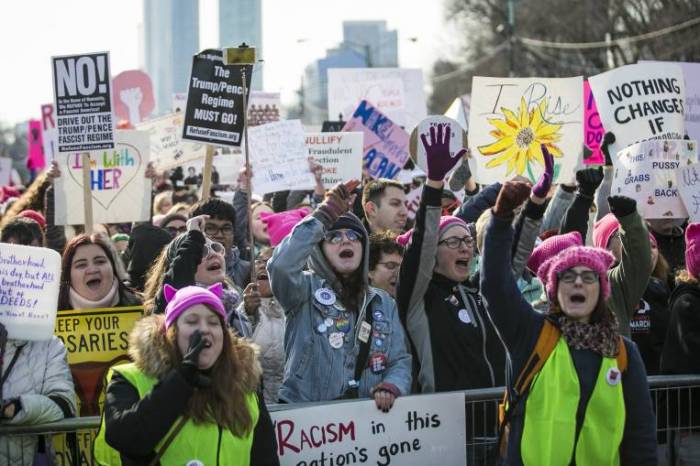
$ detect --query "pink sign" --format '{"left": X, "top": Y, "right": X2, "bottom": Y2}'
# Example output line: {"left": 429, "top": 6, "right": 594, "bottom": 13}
{"left": 112, "top": 70, "right": 155, "bottom": 126}
{"left": 341, "top": 100, "right": 409, "bottom": 179}
{"left": 26, "top": 120, "right": 45, "bottom": 171}
{"left": 584, "top": 81, "right": 605, "bottom": 165}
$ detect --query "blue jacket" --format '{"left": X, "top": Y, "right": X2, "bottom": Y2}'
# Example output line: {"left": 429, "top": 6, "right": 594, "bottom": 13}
{"left": 267, "top": 215, "right": 412, "bottom": 403}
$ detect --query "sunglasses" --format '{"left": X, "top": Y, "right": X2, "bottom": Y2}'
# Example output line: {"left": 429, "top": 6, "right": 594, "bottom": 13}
{"left": 203, "top": 239, "right": 226, "bottom": 258}
{"left": 324, "top": 229, "right": 361, "bottom": 245}
{"left": 558, "top": 270, "right": 598, "bottom": 284}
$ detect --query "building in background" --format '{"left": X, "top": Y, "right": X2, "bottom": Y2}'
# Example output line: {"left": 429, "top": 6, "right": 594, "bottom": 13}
{"left": 219, "top": 0, "right": 263, "bottom": 90}
{"left": 298, "top": 21, "right": 399, "bottom": 124}
{"left": 142, "top": 0, "right": 199, "bottom": 114}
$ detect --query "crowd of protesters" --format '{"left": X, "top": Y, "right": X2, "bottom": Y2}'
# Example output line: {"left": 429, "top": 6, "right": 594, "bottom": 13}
{"left": 1, "top": 123, "right": 700, "bottom": 466}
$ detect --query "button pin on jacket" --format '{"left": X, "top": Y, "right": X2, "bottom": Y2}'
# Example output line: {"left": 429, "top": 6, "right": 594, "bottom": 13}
{"left": 606, "top": 367, "right": 621, "bottom": 386}
{"left": 373, "top": 310, "right": 385, "bottom": 321}
{"left": 316, "top": 323, "right": 328, "bottom": 334}
{"left": 328, "top": 332, "right": 345, "bottom": 349}
{"left": 315, "top": 288, "right": 336, "bottom": 306}
{"left": 458, "top": 309, "right": 472, "bottom": 324}
{"left": 358, "top": 321, "right": 372, "bottom": 343}
{"left": 447, "top": 295, "right": 460, "bottom": 307}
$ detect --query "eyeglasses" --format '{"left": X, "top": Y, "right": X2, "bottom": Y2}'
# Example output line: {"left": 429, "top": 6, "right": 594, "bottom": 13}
{"left": 438, "top": 236, "right": 473, "bottom": 249}
{"left": 324, "top": 229, "right": 361, "bottom": 245}
{"left": 203, "top": 239, "right": 226, "bottom": 258}
{"left": 166, "top": 226, "right": 187, "bottom": 237}
{"left": 204, "top": 223, "right": 234, "bottom": 237}
{"left": 377, "top": 261, "right": 401, "bottom": 271}
{"left": 558, "top": 270, "right": 599, "bottom": 284}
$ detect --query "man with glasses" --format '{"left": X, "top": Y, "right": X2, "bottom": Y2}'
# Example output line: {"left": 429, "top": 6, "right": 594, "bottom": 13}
{"left": 190, "top": 198, "right": 251, "bottom": 289}
{"left": 368, "top": 231, "right": 404, "bottom": 298}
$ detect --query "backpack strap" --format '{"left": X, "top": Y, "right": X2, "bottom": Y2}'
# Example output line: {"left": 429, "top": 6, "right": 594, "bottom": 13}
{"left": 513, "top": 319, "right": 561, "bottom": 396}
{"left": 616, "top": 336, "right": 628, "bottom": 373}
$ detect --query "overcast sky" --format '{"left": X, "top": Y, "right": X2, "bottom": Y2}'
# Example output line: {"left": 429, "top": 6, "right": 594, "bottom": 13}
{"left": 0, "top": 0, "right": 453, "bottom": 125}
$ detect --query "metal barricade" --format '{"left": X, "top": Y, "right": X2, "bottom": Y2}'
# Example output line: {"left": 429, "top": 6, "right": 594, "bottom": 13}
{"left": 0, "top": 375, "right": 698, "bottom": 465}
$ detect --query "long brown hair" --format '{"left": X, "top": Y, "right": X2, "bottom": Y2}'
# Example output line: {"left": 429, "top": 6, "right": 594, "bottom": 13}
{"left": 164, "top": 315, "right": 260, "bottom": 436}
{"left": 143, "top": 246, "right": 169, "bottom": 315}
{"left": 0, "top": 173, "right": 51, "bottom": 230}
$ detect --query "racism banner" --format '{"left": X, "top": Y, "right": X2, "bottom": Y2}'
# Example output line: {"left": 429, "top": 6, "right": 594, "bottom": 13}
{"left": 41, "top": 103, "right": 58, "bottom": 164}
{"left": 52, "top": 52, "right": 114, "bottom": 152}
{"left": 0, "top": 243, "right": 60, "bottom": 341}
{"left": 181, "top": 49, "right": 252, "bottom": 146}
{"left": 249, "top": 120, "right": 316, "bottom": 194}
{"left": 342, "top": 100, "right": 410, "bottom": 179}
{"left": 135, "top": 113, "right": 207, "bottom": 170}
{"left": 53, "top": 305, "right": 143, "bottom": 465}
{"left": 248, "top": 91, "right": 281, "bottom": 127}
{"left": 112, "top": 69, "right": 155, "bottom": 125}
{"left": 468, "top": 76, "right": 583, "bottom": 184}
{"left": 270, "top": 392, "right": 466, "bottom": 466}
{"left": 588, "top": 63, "right": 686, "bottom": 158}
{"left": 328, "top": 68, "right": 427, "bottom": 130}
{"left": 678, "top": 160, "right": 700, "bottom": 222}
{"left": 305, "top": 132, "right": 363, "bottom": 186}
{"left": 611, "top": 139, "right": 697, "bottom": 218}
{"left": 584, "top": 81, "right": 605, "bottom": 165}
{"left": 54, "top": 130, "right": 151, "bottom": 225}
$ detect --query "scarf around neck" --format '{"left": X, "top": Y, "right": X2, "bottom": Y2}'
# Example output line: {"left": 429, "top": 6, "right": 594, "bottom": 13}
{"left": 555, "top": 311, "right": 620, "bottom": 358}
{"left": 69, "top": 278, "right": 120, "bottom": 310}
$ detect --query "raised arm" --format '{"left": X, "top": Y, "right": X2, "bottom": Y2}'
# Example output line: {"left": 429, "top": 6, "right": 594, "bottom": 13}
{"left": 560, "top": 167, "right": 604, "bottom": 243}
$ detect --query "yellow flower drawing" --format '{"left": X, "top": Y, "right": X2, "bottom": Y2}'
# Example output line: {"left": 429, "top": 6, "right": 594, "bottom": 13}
{"left": 478, "top": 98, "right": 563, "bottom": 175}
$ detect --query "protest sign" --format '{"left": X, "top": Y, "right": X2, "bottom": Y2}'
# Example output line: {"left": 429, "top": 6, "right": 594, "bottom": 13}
{"left": 584, "top": 81, "right": 605, "bottom": 165}
{"left": 180, "top": 151, "right": 244, "bottom": 187}
{"left": 248, "top": 91, "right": 281, "bottom": 127}
{"left": 41, "top": 103, "right": 58, "bottom": 164}
{"left": 0, "top": 157, "right": 11, "bottom": 186}
{"left": 52, "top": 51, "right": 114, "bottom": 152}
{"left": 0, "top": 243, "right": 61, "bottom": 341}
{"left": 54, "top": 130, "right": 151, "bottom": 225}
{"left": 678, "top": 161, "right": 700, "bottom": 222}
{"left": 342, "top": 100, "right": 410, "bottom": 179}
{"left": 588, "top": 63, "right": 686, "bottom": 158}
{"left": 322, "top": 120, "right": 346, "bottom": 133}
{"left": 611, "top": 139, "right": 697, "bottom": 218}
{"left": 172, "top": 92, "right": 187, "bottom": 113}
{"left": 27, "top": 119, "right": 45, "bottom": 171}
{"left": 328, "top": 68, "right": 427, "bottom": 129}
{"left": 270, "top": 392, "right": 466, "bottom": 466}
{"left": 305, "top": 132, "right": 363, "bottom": 186}
{"left": 444, "top": 94, "right": 471, "bottom": 132}
{"left": 405, "top": 185, "right": 423, "bottom": 220}
{"left": 249, "top": 120, "right": 315, "bottom": 194}
{"left": 181, "top": 49, "right": 253, "bottom": 146}
{"left": 409, "top": 116, "right": 467, "bottom": 175}
{"left": 53, "top": 305, "right": 143, "bottom": 465}
{"left": 468, "top": 76, "right": 583, "bottom": 184}
{"left": 135, "top": 113, "right": 207, "bottom": 170}
{"left": 112, "top": 69, "right": 155, "bottom": 125}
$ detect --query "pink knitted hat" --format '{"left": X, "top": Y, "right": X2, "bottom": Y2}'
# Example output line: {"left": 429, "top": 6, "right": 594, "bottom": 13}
{"left": 528, "top": 231, "right": 583, "bottom": 276}
{"left": 18, "top": 210, "right": 46, "bottom": 230}
{"left": 259, "top": 207, "right": 311, "bottom": 246}
{"left": 539, "top": 246, "right": 616, "bottom": 302}
{"left": 685, "top": 223, "right": 700, "bottom": 279}
{"left": 593, "top": 213, "right": 620, "bottom": 250}
{"left": 163, "top": 283, "right": 226, "bottom": 329}
{"left": 396, "top": 216, "right": 468, "bottom": 247}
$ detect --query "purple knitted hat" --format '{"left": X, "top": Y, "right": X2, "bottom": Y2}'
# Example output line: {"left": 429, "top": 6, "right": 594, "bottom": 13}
{"left": 163, "top": 283, "right": 226, "bottom": 329}
{"left": 396, "top": 216, "right": 468, "bottom": 247}
{"left": 528, "top": 231, "right": 583, "bottom": 276}
{"left": 539, "top": 246, "right": 616, "bottom": 302}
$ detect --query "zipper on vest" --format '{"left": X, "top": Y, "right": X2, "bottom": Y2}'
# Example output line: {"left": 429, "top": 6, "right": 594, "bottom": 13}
{"left": 461, "top": 288, "right": 496, "bottom": 386}
{"left": 217, "top": 425, "right": 223, "bottom": 466}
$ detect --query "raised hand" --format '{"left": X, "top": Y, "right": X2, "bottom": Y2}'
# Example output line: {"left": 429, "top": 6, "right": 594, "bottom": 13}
{"left": 493, "top": 181, "right": 532, "bottom": 218}
{"left": 576, "top": 167, "right": 605, "bottom": 197}
{"left": 120, "top": 87, "right": 144, "bottom": 125}
{"left": 531, "top": 144, "right": 554, "bottom": 198}
{"left": 420, "top": 123, "right": 466, "bottom": 182}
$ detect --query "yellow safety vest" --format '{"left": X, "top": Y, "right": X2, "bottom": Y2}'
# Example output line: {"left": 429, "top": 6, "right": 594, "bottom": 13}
{"left": 93, "top": 363, "right": 259, "bottom": 466}
{"left": 521, "top": 337, "right": 626, "bottom": 466}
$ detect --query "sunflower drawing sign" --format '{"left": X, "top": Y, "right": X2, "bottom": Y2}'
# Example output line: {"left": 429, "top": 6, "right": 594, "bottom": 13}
{"left": 468, "top": 76, "right": 583, "bottom": 184}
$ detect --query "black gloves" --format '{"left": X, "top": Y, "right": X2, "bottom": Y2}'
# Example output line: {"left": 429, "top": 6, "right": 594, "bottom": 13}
{"left": 602, "top": 132, "right": 616, "bottom": 166}
{"left": 178, "top": 330, "right": 212, "bottom": 388}
{"left": 608, "top": 195, "right": 637, "bottom": 218}
{"left": 576, "top": 167, "right": 604, "bottom": 198}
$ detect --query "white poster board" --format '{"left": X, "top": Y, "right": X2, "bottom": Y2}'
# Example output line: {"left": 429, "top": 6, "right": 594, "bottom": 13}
{"left": 249, "top": 120, "right": 315, "bottom": 194}
{"left": 677, "top": 160, "right": 700, "bottom": 222}
{"left": 0, "top": 243, "right": 61, "bottom": 340}
{"left": 444, "top": 94, "right": 470, "bottom": 132}
{"left": 0, "top": 158, "right": 12, "bottom": 186}
{"left": 588, "top": 63, "right": 686, "bottom": 158}
{"left": 270, "top": 392, "right": 466, "bottom": 466}
{"left": 611, "top": 139, "right": 697, "bottom": 219}
{"left": 305, "top": 132, "right": 363, "bottom": 186}
{"left": 411, "top": 116, "right": 467, "bottom": 175}
{"left": 468, "top": 76, "right": 583, "bottom": 184}
{"left": 248, "top": 91, "right": 282, "bottom": 127}
{"left": 40, "top": 103, "right": 58, "bottom": 165}
{"left": 54, "top": 130, "right": 151, "bottom": 225}
{"left": 328, "top": 68, "right": 427, "bottom": 130}
{"left": 180, "top": 151, "right": 244, "bottom": 187}
{"left": 135, "top": 113, "right": 207, "bottom": 170}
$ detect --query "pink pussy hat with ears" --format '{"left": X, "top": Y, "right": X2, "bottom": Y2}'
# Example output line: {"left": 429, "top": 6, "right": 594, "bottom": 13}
{"left": 539, "top": 246, "right": 616, "bottom": 302}
{"left": 686, "top": 222, "right": 700, "bottom": 279}
{"left": 593, "top": 213, "right": 621, "bottom": 250}
{"left": 528, "top": 231, "right": 583, "bottom": 276}
{"left": 259, "top": 207, "right": 311, "bottom": 246}
{"left": 396, "top": 216, "right": 468, "bottom": 247}
{"left": 163, "top": 283, "right": 226, "bottom": 329}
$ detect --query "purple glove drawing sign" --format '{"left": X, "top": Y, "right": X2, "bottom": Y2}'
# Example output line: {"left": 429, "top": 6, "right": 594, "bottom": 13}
{"left": 420, "top": 123, "right": 467, "bottom": 182}
{"left": 531, "top": 144, "right": 554, "bottom": 198}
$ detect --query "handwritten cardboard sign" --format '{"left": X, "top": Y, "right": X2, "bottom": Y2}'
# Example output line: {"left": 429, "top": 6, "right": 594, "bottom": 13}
{"left": 0, "top": 243, "right": 61, "bottom": 341}
{"left": 468, "top": 76, "right": 583, "bottom": 184}
{"left": 270, "top": 392, "right": 466, "bottom": 466}
{"left": 249, "top": 120, "right": 315, "bottom": 194}
{"left": 54, "top": 130, "right": 151, "bottom": 225}
{"left": 588, "top": 63, "right": 686, "bottom": 158}
{"left": 328, "top": 68, "right": 427, "bottom": 130}
{"left": 584, "top": 81, "right": 605, "bottom": 165}
{"left": 404, "top": 185, "right": 423, "bottom": 220}
{"left": 305, "top": 132, "right": 363, "bottom": 186}
{"left": 341, "top": 100, "right": 410, "bottom": 179}
{"left": 135, "top": 113, "right": 207, "bottom": 170}
{"left": 677, "top": 160, "right": 700, "bottom": 222}
{"left": 611, "top": 139, "right": 697, "bottom": 218}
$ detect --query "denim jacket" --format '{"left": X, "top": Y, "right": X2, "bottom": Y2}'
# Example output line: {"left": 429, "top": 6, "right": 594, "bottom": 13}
{"left": 267, "top": 215, "right": 412, "bottom": 403}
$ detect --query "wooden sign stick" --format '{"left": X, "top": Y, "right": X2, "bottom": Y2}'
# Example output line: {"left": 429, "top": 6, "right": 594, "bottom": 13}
{"left": 81, "top": 153, "right": 94, "bottom": 235}
{"left": 201, "top": 145, "right": 215, "bottom": 201}
{"left": 240, "top": 66, "right": 256, "bottom": 286}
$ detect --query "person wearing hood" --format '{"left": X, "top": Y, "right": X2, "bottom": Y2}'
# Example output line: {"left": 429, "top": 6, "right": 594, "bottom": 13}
{"left": 267, "top": 180, "right": 412, "bottom": 409}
